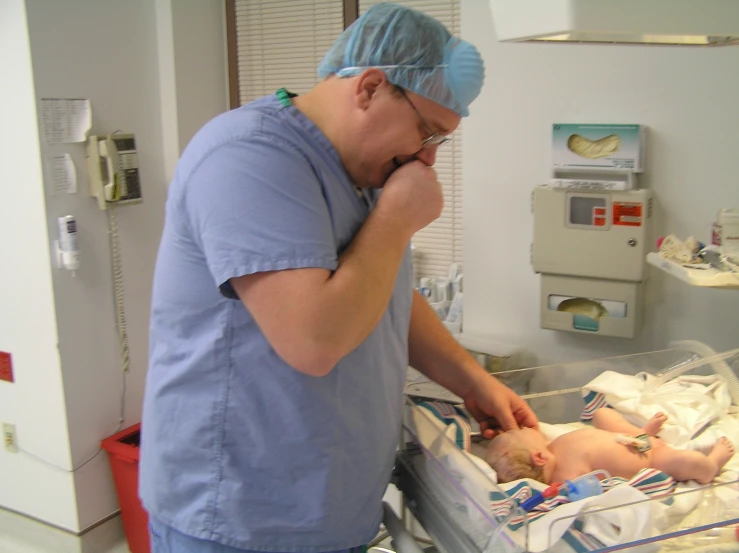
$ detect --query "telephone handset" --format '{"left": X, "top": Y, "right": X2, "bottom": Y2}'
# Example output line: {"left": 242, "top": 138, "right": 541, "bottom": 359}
{"left": 86, "top": 133, "right": 142, "bottom": 210}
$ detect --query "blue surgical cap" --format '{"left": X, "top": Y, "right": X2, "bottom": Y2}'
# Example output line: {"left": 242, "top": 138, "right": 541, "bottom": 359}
{"left": 317, "top": 3, "right": 485, "bottom": 117}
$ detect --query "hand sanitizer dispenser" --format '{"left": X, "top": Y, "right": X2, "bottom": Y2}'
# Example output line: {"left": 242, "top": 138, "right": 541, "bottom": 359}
{"left": 532, "top": 186, "right": 652, "bottom": 338}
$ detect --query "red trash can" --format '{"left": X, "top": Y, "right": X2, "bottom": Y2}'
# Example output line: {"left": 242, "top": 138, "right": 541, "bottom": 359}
{"left": 102, "top": 423, "right": 150, "bottom": 553}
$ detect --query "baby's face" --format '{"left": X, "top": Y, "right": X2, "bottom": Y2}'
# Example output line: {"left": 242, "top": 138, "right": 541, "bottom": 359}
{"left": 489, "top": 427, "right": 547, "bottom": 455}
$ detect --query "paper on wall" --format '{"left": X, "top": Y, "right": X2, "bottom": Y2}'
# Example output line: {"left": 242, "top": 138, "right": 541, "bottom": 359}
{"left": 40, "top": 98, "right": 91, "bottom": 143}
{"left": 50, "top": 154, "right": 77, "bottom": 194}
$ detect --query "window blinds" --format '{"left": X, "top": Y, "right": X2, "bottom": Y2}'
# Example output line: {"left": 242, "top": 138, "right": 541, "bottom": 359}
{"left": 234, "top": 0, "right": 344, "bottom": 103}
{"left": 359, "top": 0, "right": 464, "bottom": 279}
{"left": 234, "top": 0, "right": 463, "bottom": 278}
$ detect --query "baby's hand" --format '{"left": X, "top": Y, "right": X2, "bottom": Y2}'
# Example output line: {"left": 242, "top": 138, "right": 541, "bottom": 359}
{"left": 643, "top": 412, "right": 668, "bottom": 436}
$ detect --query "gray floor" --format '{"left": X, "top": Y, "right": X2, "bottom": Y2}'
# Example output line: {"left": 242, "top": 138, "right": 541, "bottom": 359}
{"left": 0, "top": 507, "right": 129, "bottom": 553}
{"left": 0, "top": 507, "right": 399, "bottom": 553}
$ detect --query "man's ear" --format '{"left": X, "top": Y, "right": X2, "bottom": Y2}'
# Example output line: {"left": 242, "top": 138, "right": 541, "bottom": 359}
{"left": 355, "top": 68, "right": 389, "bottom": 109}
{"left": 531, "top": 450, "right": 550, "bottom": 467}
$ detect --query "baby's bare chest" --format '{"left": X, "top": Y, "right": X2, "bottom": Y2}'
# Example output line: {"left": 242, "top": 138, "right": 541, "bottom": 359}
{"left": 551, "top": 428, "right": 650, "bottom": 479}
{"left": 551, "top": 428, "right": 620, "bottom": 457}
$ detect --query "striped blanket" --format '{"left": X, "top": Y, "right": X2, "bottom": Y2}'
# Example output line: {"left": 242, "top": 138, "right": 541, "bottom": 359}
{"left": 490, "top": 469, "right": 675, "bottom": 552}
{"left": 416, "top": 400, "right": 473, "bottom": 452}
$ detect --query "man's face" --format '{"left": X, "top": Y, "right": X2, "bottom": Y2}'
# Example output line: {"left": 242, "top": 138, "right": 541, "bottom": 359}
{"left": 352, "top": 86, "right": 461, "bottom": 189}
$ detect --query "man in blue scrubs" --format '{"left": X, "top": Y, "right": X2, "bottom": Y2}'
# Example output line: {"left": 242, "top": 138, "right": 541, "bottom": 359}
{"left": 140, "top": 3, "right": 538, "bottom": 552}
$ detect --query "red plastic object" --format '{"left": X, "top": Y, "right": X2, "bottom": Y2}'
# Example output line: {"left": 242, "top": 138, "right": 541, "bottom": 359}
{"left": 101, "top": 423, "right": 150, "bottom": 553}
{"left": 0, "top": 351, "right": 13, "bottom": 382}
{"left": 543, "top": 482, "right": 563, "bottom": 498}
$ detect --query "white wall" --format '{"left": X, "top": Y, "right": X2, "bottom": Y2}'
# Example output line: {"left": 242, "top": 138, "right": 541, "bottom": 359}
{"left": 462, "top": 0, "right": 739, "bottom": 366}
{"left": 157, "top": 0, "right": 230, "bottom": 181}
{"left": 25, "top": 0, "right": 172, "bottom": 531}
{"left": 0, "top": 0, "right": 228, "bottom": 533}
{"left": 0, "top": 0, "right": 78, "bottom": 530}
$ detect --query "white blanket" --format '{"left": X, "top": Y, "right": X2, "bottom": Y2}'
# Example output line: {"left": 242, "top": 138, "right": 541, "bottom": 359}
{"left": 583, "top": 371, "right": 738, "bottom": 449}
{"left": 573, "top": 371, "right": 739, "bottom": 551}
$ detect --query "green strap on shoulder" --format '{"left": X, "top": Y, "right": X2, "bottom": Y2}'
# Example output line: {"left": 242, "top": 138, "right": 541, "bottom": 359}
{"left": 275, "top": 87, "right": 297, "bottom": 107}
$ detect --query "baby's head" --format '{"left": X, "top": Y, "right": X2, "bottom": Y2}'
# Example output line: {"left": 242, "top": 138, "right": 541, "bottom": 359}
{"left": 484, "top": 427, "right": 551, "bottom": 484}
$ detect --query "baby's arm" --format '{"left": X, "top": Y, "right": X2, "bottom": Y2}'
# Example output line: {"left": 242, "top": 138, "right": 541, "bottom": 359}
{"left": 592, "top": 408, "right": 666, "bottom": 437}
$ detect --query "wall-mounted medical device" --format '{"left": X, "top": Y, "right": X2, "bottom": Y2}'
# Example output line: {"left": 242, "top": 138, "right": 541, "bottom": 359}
{"left": 86, "top": 134, "right": 142, "bottom": 210}
{"left": 532, "top": 186, "right": 652, "bottom": 338}
{"left": 532, "top": 122, "right": 651, "bottom": 338}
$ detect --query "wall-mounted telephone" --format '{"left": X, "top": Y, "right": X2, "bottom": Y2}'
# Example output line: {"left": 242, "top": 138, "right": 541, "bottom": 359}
{"left": 86, "top": 134, "right": 142, "bottom": 210}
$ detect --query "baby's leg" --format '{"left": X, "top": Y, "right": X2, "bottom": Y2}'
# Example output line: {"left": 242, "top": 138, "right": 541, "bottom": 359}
{"left": 592, "top": 408, "right": 666, "bottom": 436}
{"left": 651, "top": 438, "right": 735, "bottom": 484}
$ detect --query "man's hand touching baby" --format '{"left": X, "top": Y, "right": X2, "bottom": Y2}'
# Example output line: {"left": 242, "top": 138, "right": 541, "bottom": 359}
{"left": 464, "top": 376, "right": 539, "bottom": 439}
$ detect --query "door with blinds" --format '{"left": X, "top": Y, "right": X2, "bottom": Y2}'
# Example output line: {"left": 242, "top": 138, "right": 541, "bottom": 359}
{"left": 358, "top": 0, "right": 464, "bottom": 279}
{"left": 232, "top": 1, "right": 344, "bottom": 104}
{"left": 231, "top": 0, "right": 464, "bottom": 279}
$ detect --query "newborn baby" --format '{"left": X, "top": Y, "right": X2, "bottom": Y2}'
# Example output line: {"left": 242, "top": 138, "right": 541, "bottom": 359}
{"left": 485, "top": 408, "right": 735, "bottom": 485}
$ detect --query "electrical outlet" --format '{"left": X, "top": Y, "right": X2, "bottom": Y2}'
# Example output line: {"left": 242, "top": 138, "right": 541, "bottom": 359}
{"left": 3, "top": 423, "right": 18, "bottom": 453}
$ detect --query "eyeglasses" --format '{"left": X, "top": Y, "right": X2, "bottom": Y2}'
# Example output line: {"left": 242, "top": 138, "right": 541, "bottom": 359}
{"left": 396, "top": 88, "right": 451, "bottom": 149}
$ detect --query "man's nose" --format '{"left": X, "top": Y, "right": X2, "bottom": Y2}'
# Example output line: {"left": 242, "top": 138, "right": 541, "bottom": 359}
{"left": 414, "top": 145, "right": 438, "bottom": 167}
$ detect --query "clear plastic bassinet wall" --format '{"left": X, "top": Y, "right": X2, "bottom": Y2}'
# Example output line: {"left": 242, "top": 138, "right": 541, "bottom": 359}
{"left": 399, "top": 341, "right": 739, "bottom": 553}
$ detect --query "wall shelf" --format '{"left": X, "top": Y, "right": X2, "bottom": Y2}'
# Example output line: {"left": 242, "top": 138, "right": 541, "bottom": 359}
{"left": 646, "top": 252, "right": 739, "bottom": 290}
